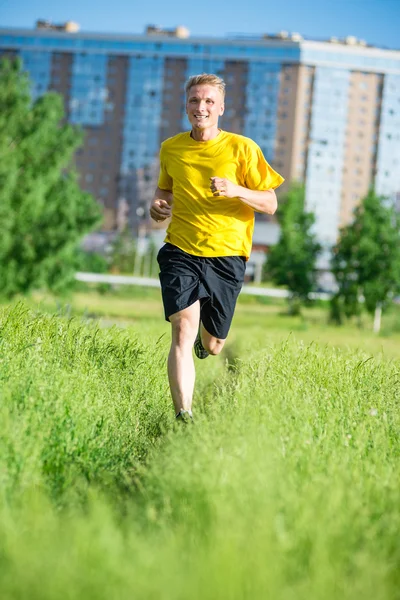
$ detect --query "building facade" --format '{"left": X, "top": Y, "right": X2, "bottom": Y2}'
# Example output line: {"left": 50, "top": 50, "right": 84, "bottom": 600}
{"left": 1, "top": 23, "right": 400, "bottom": 265}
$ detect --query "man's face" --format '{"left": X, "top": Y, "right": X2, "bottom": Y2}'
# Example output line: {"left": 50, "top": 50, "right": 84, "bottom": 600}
{"left": 186, "top": 84, "right": 225, "bottom": 131}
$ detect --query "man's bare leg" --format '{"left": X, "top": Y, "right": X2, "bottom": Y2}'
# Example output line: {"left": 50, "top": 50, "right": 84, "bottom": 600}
{"left": 168, "top": 302, "right": 200, "bottom": 415}
{"left": 168, "top": 303, "right": 229, "bottom": 415}
{"left": 200, "top": 324, "right": 226, "bottom": 356}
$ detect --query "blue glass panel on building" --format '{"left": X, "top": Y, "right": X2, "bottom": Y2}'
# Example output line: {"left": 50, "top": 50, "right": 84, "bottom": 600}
{"left": 6, "top": 36, "right": 78, "bottom": 50}
{"left": 305, "top": 67, "right": 350, "bottom": 253}
{"left": 4, "top": 31, "right": 400, "bottom": 73}
{"left": 121, "top": 56, "right": 164, "bottom": 171}
{"left": 244, "top": 62, "right": 281, "bottom": 163}
{"left": 301, "top": 46, "right": 400, "bottom": 74}
{"left": 19, "top": 50, "right": 52, "bottom": 101}
{"left": 69, "top": 53, "right": 108, "bottom": 126}
{"left": 1, "top": 31, "right": 302, "bottom": 64}
{"left": 375, "top": 74, "right": 400, "bottom": 205}
{"left": 0, "top": 35, "right": 36, "bottom": 46}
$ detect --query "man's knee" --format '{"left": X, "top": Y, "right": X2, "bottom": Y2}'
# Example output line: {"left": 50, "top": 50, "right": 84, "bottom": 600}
{"left": 203, "top": 336, "right": 225, "bottom": 356}
{"left": 170, "top": 312, "right": 198, "bottom": 347}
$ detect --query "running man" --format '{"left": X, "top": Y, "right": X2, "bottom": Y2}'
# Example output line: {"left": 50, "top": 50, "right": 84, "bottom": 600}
{"left": 150, "top": 73, "right": 284, "bottom": 421}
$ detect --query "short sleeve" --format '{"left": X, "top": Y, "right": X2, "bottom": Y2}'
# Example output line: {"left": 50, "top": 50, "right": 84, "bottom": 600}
{"left": 157, "top": 144, "right": 173, "bottom": 191}
{"left": 245, "top": 141, "right": 284, "bottom": 191}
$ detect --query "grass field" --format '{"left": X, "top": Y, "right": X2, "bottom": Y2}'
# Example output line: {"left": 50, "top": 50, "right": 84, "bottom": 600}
{"left": 0, "top": 288, "right": 399, "bottom": 599}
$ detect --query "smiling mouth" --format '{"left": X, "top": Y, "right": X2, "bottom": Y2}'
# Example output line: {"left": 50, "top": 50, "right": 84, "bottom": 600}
{"left": 194, "top": 115, "right": 208, "bottom": 119}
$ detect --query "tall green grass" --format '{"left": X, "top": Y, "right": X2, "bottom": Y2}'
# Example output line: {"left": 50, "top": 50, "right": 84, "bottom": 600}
{"left": 0, "top": 302, "right": 399, "bottom": 599}
{"left": 0, "top": 303, "right": 171, "bottom": 504}
{"left": 23, "top": 286, "right": 400, "bottom": 360}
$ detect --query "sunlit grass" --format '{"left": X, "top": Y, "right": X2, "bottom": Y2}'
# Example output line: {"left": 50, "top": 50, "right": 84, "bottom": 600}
{"left": 0, "top": 294, "right": 399, "bottom": 599}
{"left": 21, "top": 284, "right": 400, "bottom": 360}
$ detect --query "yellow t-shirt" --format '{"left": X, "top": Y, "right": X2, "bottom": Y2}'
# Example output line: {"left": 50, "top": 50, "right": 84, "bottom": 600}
{"left": 158, "top": 130, "right": 284, "bottom": 259}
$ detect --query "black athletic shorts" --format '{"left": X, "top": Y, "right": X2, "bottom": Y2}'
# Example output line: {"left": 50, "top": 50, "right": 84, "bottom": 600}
{"left": 157, "top": 243, "right": 246, "bottom": 339}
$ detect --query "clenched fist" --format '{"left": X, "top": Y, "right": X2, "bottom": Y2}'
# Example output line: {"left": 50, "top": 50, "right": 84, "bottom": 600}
{"left": 150, "top": 198, "right": 172, "bottom": 222}
{"left": 210, "top": 177, "right": 239, "bottom": 198}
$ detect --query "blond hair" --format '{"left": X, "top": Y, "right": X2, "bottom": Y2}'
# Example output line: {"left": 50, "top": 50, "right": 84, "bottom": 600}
{"left": 185, "top": 73, "right": 226, "bottom": 99}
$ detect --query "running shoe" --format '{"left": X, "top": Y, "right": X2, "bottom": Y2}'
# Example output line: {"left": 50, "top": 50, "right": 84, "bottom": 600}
{"left": 175, "top": 409, "right": 193, "bottom": 423}
{"left": 194, "top": 329, "right": 209, "bottom": 359}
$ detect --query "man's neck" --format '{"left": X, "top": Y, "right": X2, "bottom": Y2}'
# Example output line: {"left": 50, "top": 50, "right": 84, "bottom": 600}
{"left": 190, "top": 127, "right": 221, "bottom": 142}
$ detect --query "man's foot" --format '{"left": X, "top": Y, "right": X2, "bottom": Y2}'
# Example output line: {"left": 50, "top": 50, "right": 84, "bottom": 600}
{"left": 194, "top": 329, "right": 209, "bottom": 359}
{"left": 175, "top": 409, "right": 193, "bottom": 423}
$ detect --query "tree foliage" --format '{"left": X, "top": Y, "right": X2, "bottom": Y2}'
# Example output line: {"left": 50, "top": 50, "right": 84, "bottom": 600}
{"left": 331, "top": 188, "right": 400, "bottom": 328}
{"left": 109, "top": 228, "right": 160, "bottom": 277}
{"left": 264, "top": 182, "right": 321, "bottom": 314}
{"left": 109, "top": 228, "right": 138, "bottom": 274}
{"left": 0, "top": 58, "right": 102, "bottom": 297}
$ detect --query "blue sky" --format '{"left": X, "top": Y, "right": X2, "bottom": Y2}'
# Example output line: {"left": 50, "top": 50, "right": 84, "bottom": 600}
{"left": 0, "top": 0, "right": 399, "bottom": 50}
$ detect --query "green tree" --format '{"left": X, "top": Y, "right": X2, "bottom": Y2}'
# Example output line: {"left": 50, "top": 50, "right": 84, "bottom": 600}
{"left": 110, "top": 228, "right": 160, "bottom": 278}
{"left": 147, "top": 237, "right": 160, "bottom": 278}
{"left": 264, "top": 182, "right": 321, "bottom": 314}
{"left": 0, "top": 58, "right": 102, "bottom": 298}
{"left": 75, "top": 249, "right": 108, "bottom": 274}
{"left": 331, "top": 188, "right": 400, "bottom": 333}
{"left": 109, "top": 228, "right": 137, "bottom": 274}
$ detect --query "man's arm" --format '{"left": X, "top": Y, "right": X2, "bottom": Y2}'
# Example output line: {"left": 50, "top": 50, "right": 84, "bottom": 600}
{"left": 150, "top": 187, "right": 173, "bottom": 222}
{"left": 210, "top": 177, "right": 277, "bottom": 215}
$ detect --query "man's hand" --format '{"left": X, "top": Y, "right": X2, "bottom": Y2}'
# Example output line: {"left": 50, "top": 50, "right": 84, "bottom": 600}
{"left": 210, "top": 177, "right": 239, "bottom": 198}
{"left": 150, "top": 188, "right": 173, "bottom": 222}
{"left": 210, "top": 177, "right": 277, "bottom": 215}
{"left": 150, "top": 199, "right": 172, "bottom": 222}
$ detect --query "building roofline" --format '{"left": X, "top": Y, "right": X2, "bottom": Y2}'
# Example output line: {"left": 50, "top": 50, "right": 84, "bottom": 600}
{"left": 0, "top": 26, "right": 298, "bottom": 48}
{"left": 1, "top": 25, "right": 399, "bottom": 55}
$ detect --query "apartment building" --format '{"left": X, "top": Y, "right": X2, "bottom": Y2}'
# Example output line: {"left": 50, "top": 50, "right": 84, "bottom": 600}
{"left": 1, "top": 22, "right": 399, "bottom": 268}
